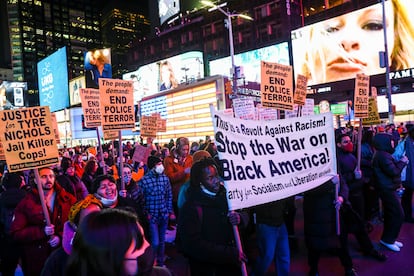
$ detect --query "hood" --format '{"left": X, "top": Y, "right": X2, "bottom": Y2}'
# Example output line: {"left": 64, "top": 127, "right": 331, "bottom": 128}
{"left": 373, "top": 133, "right": 394, "bottom": 153}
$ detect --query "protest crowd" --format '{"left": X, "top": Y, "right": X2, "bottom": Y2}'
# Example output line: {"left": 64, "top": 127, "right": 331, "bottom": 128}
{"left": 0, "top": 121, "right": 413, "bottom": 276}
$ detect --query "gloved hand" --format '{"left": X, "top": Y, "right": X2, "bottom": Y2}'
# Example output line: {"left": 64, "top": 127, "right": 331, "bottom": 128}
{"left": 44, "top": 224, "right": 55, "bottom": 236}
{"left": 331, "top": 174, "right": 340, "bottom": 185}
{"left": 119, "top": 189, "right": 127, "bottom": 198}
{"left": 48, "top": 235, "right": 60, "bottom": 248}
{"left": 228, "top": 212, "right": 241, "bottom": 225}
{"left": 354, "top": 169, "right": 362, "bottom": 180}
{"left": 333, "top": 196, "right": 344, "bottom": 210}
{"left": 400, "top": 156, "right": 409, "bottom": 164}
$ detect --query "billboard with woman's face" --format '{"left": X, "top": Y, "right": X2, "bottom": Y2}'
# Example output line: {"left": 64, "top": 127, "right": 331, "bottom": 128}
{"left": 209, "top": 43, "right": 290, "bottom": 84}
{"left": 123, "top": 51, "right": 204, "bottom": 104}
{"left": 291, "top": 0, "right": 414, "bottom": 86}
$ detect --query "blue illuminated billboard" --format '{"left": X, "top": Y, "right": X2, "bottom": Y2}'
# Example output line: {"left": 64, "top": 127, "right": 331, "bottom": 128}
{"left": 37, "top": 47, "right": 69, "bottom": 112}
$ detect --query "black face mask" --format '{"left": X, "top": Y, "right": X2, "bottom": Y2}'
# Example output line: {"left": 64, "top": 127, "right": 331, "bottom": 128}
{"left": 137, "top": 245, "right": 155, "bottom": 276}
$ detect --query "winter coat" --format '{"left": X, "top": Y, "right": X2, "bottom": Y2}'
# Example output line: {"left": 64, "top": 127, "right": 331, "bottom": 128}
{"left": 372, "top": 133, "right": 407, "bottom": 191}
{"left": 10, "top": 184, "right": 76, "bottom": 276}
{"left": 163, "top": 154, "right": 192, "bottom": 202}
{"left": 303, "top": 180, "right": 347, "bottom": 251}
{"left": 177, "top": 185, "right": 244, "bottom": 275}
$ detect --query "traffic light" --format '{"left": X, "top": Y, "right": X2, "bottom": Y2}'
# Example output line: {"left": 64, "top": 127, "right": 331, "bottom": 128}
{"left": 225, "top": 81, "right": 232, "bottom": 94}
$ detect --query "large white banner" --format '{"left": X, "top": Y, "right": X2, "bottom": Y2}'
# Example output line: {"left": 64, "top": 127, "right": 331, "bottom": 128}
{"left": 211, "top": 107, "right": 337, "bottom": 210}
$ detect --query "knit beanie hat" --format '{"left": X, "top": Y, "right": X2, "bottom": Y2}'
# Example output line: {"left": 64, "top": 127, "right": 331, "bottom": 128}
{"left": 148, "top": 156, "right": 162, "bottom": 170}
{"left": 192, "top": 150, "right": 211, "bottom": 165}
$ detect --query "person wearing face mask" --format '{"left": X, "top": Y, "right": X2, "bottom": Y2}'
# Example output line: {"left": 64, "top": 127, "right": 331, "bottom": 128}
{"left": 138, "top": 156, "right": 174, "bottom": 267}
{"left": 336, "top": 133, "right": 387, "bottom": 262}
{"left": 66, "top": 208, "right": 172, "bottom": 276}
{"left": 373, "top": 132, "right": 409, "bottom": 252}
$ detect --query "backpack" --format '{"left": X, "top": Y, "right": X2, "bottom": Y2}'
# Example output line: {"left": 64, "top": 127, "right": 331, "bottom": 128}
{"left": 175, "top": 204, "right": 202, "bottom": 257}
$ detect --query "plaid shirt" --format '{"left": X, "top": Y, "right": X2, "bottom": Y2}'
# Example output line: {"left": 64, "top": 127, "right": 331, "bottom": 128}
{"left": 138, "top": 169, "right": 173, "bottom": 223}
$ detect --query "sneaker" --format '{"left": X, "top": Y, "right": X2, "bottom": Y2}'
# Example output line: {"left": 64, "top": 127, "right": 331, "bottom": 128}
{"left": 394, "top": 241, "right": 403, "bottom": 248}
{"left": 380, "top": 240, "right": 400, "bottom": 252}
{"left": 345, "top": 268, "right": 358, "bottom": 276}
{"left": 366, "top": 249, "right": 387, "bottom": 262}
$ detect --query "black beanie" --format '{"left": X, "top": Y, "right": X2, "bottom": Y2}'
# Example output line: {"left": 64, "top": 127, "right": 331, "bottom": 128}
{"left": 147, "top": 156, "right": 162, "bottom": 170}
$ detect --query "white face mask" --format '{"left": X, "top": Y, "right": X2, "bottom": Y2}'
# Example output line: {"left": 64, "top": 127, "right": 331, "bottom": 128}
{"left": 95, "top": 193, "right": 118, "bottom": 207}
{"left": 154, "top": 164, "right": 164, "bottom": 174}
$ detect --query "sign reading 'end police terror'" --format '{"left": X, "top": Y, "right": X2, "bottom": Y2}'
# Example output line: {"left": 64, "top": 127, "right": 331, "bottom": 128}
{"left": 0, "top": 106, "right": 59, "bottom": 172}
{"left": 99, "top": 78, "right": 135, "bottom": 131}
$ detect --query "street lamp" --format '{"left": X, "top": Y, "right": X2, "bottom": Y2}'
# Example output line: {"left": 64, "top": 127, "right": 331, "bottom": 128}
{"left": 381, "top": 0, "right": 394, "bottom": 124}
{"left": 201, "top": 1, "right": 253, "bottom": 95}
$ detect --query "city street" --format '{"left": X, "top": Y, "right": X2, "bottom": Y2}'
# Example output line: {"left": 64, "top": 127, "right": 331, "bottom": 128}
{"left": 164, "top": 196, "right": 414, "bottom": 276}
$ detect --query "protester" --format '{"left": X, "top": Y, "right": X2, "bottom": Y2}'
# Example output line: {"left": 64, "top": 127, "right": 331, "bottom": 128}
{"left": 0, "top": 173, "right": 27, "bottom": 276}
{"left": 393, "top": 124, "right": 414, "bottom": 222}
{"left": 372, "top": 132, "right": 408, "bottom": 252}
{"left": 164, "top": 137, "right": 193, "bottom": 217}
{"left": 10, "top": 167, "right": 76, "bottom": 276}
{"left": 81, "top": 159, "right": 99, "bottom": 193}
{"left": 251, "top": 199, "right": 290, "bottom": 276}
{"left": 118, "top": 164, "right": 147, "bottom": 227}
{"left": 177, "top": 150, "right": 211, "bottom": 210}
{"left": 139, "top": 156, "right": 174, "bottom": 267}
{"left": 303, "top": 176, "right": 358, "bottom": 276}
{"left": 66, "top": 208, "right": 172, "bottom": 276}
{"left": 56, "top": 157, "right": 88, "bottom": 201}
{"left": 177, "top": 157, "right": 248, "bottom": 275}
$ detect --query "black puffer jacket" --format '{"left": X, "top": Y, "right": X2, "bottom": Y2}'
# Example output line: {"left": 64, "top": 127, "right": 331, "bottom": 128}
{"left": 372, "top": 133, "right": 407, "bottom": 190}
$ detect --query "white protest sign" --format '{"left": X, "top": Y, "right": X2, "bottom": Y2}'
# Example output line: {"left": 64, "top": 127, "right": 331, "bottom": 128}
{"left": 233, "top": 98, "right": 255, "bottom": 120}
{"left": 80, "top": 88, "right": 101, "bottom": 128}
{"left": 99, "top": 78, "right": 135, "bottom": 131}
{"left": 0, "top": 106, "right": 59, "bottom": 172}
{"left": 211, "top": 107, "right": 337, "bottom": 210}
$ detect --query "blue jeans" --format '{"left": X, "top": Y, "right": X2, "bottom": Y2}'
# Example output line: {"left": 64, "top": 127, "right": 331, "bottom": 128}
{"left": 253, "top": 223, "right": 290, "bottom": 276}
{"left": 149, "top": 214, "right": 169, "bottom": 266}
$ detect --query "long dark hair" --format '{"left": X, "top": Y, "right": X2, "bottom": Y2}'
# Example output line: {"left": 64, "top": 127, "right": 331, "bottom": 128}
{"left": 66, "top": 209, "right": 144, "bottom": 276}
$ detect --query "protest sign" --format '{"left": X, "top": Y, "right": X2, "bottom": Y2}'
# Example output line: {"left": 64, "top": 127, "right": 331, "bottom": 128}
{"left": 256, "top": 104, "right": 279, "bottom": 121}
{"left": 285, "top": 99, "right": 315, "bottom": 118}
{"left": 293, "top": 74, "right": 308, "bottom": 105}
{"left": 0, "top": 106, "right": 59, "bottom": 172}
{"left": 132, "top": 143, "right": 151, "bottom": 163}
{"left": 260, "top": 61, "right": 294, "bottom": 111}
{"left": 104, "top": 130, "right": 119, "bottom": 140}
{"left": 99, "top": 78, "right": 135, "bottom": 131}
{"left": 50, "top": 113, "right": 60, "bottom": 144}
{"left": 233, "top": 98, "right": 255, "bottom": 120}
{"left": 362, "top": 98, "right": 381, "bottom": 125}
{"left": 80, "top": 88, "right": 101, "bottom": 128}
{"left": 0, "top": 142, "right": 5, "bottom": 161}
{"left": 211, "top": 107, "right": 337, "bottom": 210}
{"left": 353, "top": 74, "right": 369, "bottom": 118}
{"left": 140, "top": 115, "right": 158, "bottom": 138}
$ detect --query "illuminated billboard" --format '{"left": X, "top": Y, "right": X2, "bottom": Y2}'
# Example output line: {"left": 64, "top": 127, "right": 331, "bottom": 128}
{"left": 209, "top": 43, "right": 290, "bottom": 84}
{"left": 139, "top": 76, "right": 225, "bottom": 143}
{"left": 158, "top": 0, "right": 180, "bottom": 25}
{"left": 69, "top": 76, "right": 86, "bottom": 106}
{"left": 84, "top": 48, "right": 112, "bottom": 89}
{"left": 291, "top": 1, "right": 414, "bottom": 86}
{"left": 37, "top": 46, "right": 69, "bottom": 112}
{"left": 0, "top": 81, "right": 28, "bottom": 109}
{"left": 123, "top": 51, "right": 204, "bottom": 104}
